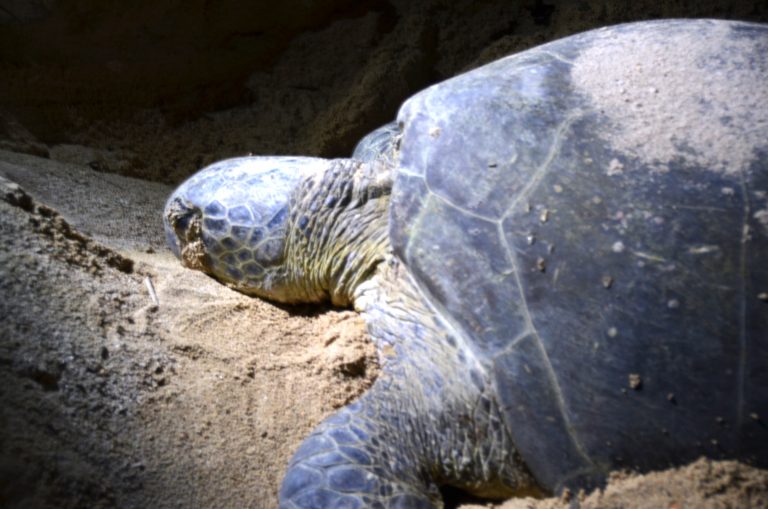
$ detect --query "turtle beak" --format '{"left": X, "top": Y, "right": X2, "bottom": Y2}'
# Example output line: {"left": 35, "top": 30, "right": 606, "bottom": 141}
{"left": 163, "top": 196, "right": 200, "bottom": 259}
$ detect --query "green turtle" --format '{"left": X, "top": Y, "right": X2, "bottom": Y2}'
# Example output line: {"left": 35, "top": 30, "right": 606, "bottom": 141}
{"left": 164, "top": 19, "right": 768, "bottom": 509}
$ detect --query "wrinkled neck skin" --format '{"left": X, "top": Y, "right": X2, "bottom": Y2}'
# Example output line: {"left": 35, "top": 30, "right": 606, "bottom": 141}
{"left": 281, "top": 159, "right": 391, "bottom": 306}
{"left": 280, "top": 164, "right": 538, "bottom": 506}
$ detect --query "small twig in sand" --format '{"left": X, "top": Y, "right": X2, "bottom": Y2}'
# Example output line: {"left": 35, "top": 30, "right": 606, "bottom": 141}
{"left": 144, "top": 276, "right": 160, "bottom": 307}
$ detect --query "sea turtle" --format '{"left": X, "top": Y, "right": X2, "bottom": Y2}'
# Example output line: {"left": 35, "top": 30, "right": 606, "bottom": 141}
{"left": 164, "top": 19, "right": 768, "bottom": 508}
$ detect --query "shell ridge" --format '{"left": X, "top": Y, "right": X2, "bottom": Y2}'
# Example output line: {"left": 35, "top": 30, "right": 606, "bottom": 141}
{"left": 501, "top": 111, "right": 581, "bottom": 221}
{"left": 496, "top": 221, "right": 595, "bottom": 470}
{"left": 736, "top": 172, "right": 750, "bottom": 432}
{"left": 401, "top": 194, "right": 494, "bottom": 368}
{"left": 423, "top": 176, "right": 498, "bottom": 223}
{"left": 537, "top": 50, "right": 575, "bottom": 66}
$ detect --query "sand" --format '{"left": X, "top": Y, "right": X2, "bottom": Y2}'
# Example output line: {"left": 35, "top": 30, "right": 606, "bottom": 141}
{"left": 0, "top": 149, "right": 377, "bottom": 508}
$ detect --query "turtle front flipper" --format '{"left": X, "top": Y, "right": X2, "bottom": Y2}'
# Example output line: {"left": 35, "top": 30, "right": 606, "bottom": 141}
{"left": 279, "top": 389, "right": 439, "bottom": 509}
{"left": 280, "top": 262, "right": 538, "bottom": 508}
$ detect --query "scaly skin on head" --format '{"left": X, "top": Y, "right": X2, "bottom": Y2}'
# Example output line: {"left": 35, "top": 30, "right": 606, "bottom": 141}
{"left": 164, "top": 156, "right": 537, "bottom": 508}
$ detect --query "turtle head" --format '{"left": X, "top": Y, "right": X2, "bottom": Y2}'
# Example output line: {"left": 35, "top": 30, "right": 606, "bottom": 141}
{"left": 164, "top": 156, "right": 392, "bottom": 305}
{"left": 164, "top": 156, "right": 328, "bottom": 302}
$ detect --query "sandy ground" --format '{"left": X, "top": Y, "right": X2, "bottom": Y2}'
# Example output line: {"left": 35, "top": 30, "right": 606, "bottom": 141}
{"left": 0, "top": 149, "right": 377, "bottom": 508}
{"left": 2, "top": 150, "right": 768, "bottom": 509}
